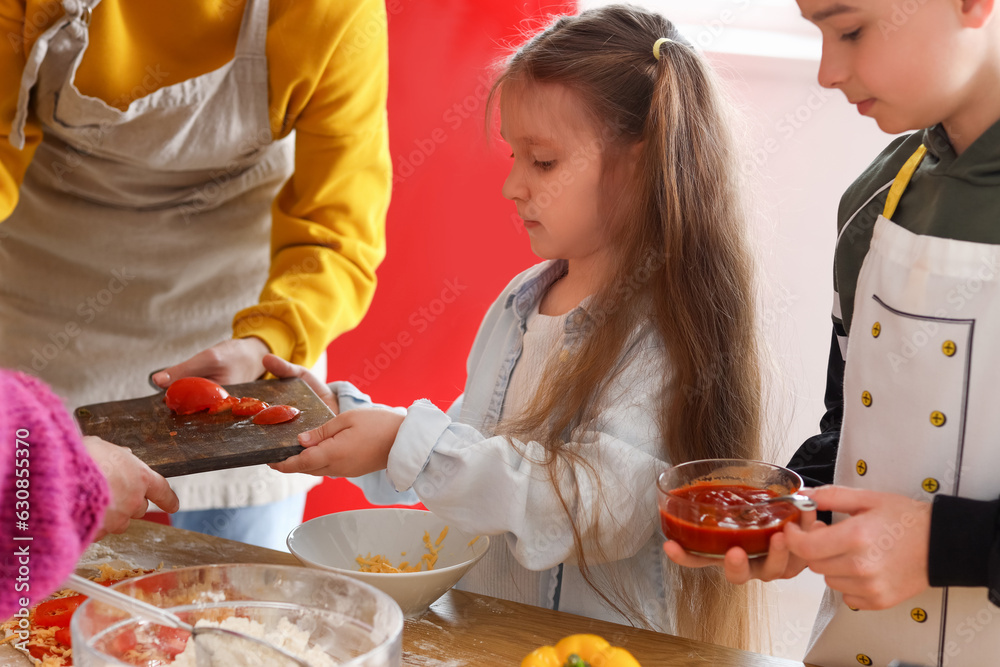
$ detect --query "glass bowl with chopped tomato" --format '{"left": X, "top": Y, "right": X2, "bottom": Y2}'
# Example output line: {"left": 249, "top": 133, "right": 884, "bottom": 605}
{"left": 71, "top": 563, "right": 403, "bottom": 666}
{"left": 657, "top": 459, "right": 813, "bottom": 558}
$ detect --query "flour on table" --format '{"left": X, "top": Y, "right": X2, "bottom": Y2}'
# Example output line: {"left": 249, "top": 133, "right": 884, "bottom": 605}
{"left": 76, "top": 543, "right": 137, "bottom": 569}
{"left": 170, "top": 617, "right": 337, "bottom": 667}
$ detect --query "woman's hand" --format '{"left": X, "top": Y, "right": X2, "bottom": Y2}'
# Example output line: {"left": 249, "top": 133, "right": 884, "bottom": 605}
{"left": 784, "top": 485, "right": 931, "bottom": 610}
{"left": 663, "top": 508, "right": 817, "bottom": 584}
{"left": 269, "top": 409, "right": 403, "bottom": 477}
{"left": 151, "top": 337, "right": 270, "bottom": 387}
{"left": 82, "top": 437, "right": 179, "bottom": 539}
{"left": 261, "top": 353, "right": 338, "bottom": 413}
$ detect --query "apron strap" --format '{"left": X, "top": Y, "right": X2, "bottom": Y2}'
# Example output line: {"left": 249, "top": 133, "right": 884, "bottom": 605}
{"left": 234, "top": 0, "right": 270, "bottom": 58}
{"left": 9, "top": 0, "right": 98, "bottom": 150}
{"left": 882, "top": 144, "right": 928, "bottom": 220}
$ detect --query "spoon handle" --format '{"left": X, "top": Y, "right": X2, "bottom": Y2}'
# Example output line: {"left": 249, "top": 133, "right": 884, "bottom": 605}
{"left": 767, "top": 494, "right": 818, "bottom": 511}
{"left": 66, "top": 574, "right": 191, "bottom": 631}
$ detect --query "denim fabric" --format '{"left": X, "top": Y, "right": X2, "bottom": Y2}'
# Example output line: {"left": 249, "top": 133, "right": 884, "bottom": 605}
{"left": 340, "top": 260, "right": 673, "bottom": 630}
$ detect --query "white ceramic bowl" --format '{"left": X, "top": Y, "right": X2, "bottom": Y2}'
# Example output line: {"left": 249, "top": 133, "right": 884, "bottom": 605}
{"left": 287, "top": 509, "right": 490, "bottom": 617}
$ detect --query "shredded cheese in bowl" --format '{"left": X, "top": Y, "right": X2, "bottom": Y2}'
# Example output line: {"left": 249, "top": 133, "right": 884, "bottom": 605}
{"left": 356, "top": 527, "right": 449, "bottom": 573}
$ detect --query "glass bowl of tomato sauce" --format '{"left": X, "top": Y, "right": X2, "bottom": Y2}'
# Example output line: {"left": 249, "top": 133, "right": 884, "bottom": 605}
{"left": 658, "top": 459, "right": 808, "bottom": 558}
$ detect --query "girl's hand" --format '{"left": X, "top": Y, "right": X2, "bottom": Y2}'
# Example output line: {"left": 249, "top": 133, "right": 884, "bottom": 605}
{"left": 261, "top": 353, "right": 339, "bottom": 413}
{"left": 784, "top": 486, "right": 931, "bottom": 610}
{"left": 268, "top": 409, "right": 403, "bottom": 477}
{"left": 663, "top": 509, "right": 817, "bottom": 584}
{"left": 83, "top": 437, "right": 180, "bottom": 539}
{"left": 151, "top": 337, "right": 270, "bottom": 387}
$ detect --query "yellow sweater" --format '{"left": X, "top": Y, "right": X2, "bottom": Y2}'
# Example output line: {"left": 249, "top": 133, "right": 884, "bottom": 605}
{"left": 0, "top": 0, "right": 391, "bottom": 367}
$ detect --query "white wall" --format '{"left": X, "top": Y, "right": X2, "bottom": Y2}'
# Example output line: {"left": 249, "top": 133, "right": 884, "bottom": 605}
{"left": 582, "top": 0, "right": 898, "bottom": 659}
{"left": 711, "top": 51, "right": 893, "bottom": 660}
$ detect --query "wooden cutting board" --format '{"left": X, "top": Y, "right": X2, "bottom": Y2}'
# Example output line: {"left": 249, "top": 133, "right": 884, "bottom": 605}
{"left": 74, "top": 378, "right": 334, "bottom": 477}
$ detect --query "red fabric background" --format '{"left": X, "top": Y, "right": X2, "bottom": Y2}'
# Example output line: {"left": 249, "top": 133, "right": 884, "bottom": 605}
{"left": 305, "top": 1, "right": 576, "bottom": 519}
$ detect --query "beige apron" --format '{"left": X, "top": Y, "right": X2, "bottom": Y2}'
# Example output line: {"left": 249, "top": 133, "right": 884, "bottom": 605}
{"left": 0, "top": 0, "right": 321, "bottom": 509}
{"left": 806, "top": 145, "right": 1000, "bottom": 666}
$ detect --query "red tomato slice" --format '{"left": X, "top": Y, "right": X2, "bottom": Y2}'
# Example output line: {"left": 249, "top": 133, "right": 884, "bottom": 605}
{"left": 28, "top": 644, "right": 54, "bottom": 660}
{"left": 54, "top": 627, "right": 72, "bottom": 647}
{"left": 124, "top": 571, "right": 177, "bottom": 597}
{"left": 156, "top": 626, "right": 192, "bottom": 658}
{"left": 164, "top": 377, "right": 230, "bottom": 415}
{"left": 252, "top": 404, "right": 301, "bottom": 425}
{"left": 106, "top": 627, "right": 138, "bottom": 657}
{"left": 232, "top": 397, "right": 269, "bottom": 416}
{"left": 34, "top": 595, "right": 87, "bottom": 628}
{"left": 207, "top": 395, "right": 240, "bottom": 414}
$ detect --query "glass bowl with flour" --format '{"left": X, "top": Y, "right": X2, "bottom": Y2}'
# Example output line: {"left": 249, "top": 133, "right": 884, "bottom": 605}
{"left": 71, "top": 564, "right": 403, "bottom": 667}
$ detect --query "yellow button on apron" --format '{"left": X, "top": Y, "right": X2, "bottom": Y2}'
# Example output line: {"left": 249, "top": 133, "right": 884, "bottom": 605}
{"left": 856, "top": 654, "right": 873, "bottom": 666}
{"left": 847, "top": 604, "right": 859, "bottom": 611}
{"left": 871, "top": 322, "right": 881, "bottom": 338}
{"left": 922, "top": 478, "right": 940, "bottom": 494}
{"left": 856, "top": 460, "right": 868, "bottom": 476}
{"left": 911, "top": 607, "right": 928, "bottom": 623}
{"left": 942, "top": 340, "right": 956, "bottom": 356}
{"left": 930, "top": 411, "right": 946, "bottom": 427}
{"left": 861, "top": 390, "right": 872, "bottom": 407}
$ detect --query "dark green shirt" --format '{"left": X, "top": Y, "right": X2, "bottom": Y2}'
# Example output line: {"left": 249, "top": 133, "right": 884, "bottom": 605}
{"left": 835, "top": 120, "right": 1000, "bottom": 336}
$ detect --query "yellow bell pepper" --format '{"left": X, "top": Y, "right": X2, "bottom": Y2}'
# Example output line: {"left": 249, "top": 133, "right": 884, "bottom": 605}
{"left": 521, "top": 634, "right": 641, "bottom": 667}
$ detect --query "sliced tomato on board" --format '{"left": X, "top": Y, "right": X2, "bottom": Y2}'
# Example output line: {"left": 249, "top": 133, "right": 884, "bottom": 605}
{"left": 252, "top": 404, "right": 300, "bottom": 425}
{"left": 207, "top": 395, "right": 240, "bottom": 414}
{"left": 164, "top": 377, "right": 230, "bottom": 415}
{"left": 34, "top": 595, "right": 87, "bottom": 628}
{"left": 232, "top": 397, "right": 269, "bottom": 416}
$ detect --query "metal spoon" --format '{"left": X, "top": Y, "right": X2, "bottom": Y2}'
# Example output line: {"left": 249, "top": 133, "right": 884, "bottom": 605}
{"left": 67, "top": 574, "right": 311, "bottom": 666}
{"left": 733, "top": 493, "right": 817, "bottom": 524}
{"left": 762, "top": 493, "right": 818, "bottom": 512}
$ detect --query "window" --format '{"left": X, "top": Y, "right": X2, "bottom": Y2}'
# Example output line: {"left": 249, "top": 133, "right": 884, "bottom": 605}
{"left": 578, "top": 0, "right": 821, "bottom": 60}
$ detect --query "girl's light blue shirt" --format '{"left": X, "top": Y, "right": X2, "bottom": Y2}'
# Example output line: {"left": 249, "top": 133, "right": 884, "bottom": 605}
{"left": 340, "top": 260, "right": 672, "bottom": 630}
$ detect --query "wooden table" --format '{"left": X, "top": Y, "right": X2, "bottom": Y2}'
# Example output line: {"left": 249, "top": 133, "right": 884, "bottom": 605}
{"left": 3, "top": 521, "right": 814, "bottom": 666}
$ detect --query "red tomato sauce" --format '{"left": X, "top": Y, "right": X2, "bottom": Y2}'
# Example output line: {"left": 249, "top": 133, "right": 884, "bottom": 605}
{"left": 659, "top": 483, "right": 799, "bottom": 556}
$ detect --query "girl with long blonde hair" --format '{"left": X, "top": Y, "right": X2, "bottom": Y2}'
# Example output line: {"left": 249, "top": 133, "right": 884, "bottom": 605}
{"left": 270, "top": 4, "right": 762, "bottom": 648}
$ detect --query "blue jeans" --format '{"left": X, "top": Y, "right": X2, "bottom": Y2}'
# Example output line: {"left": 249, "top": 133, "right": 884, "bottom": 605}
{"left": 169, "top": 493, "right": 307, "bottom": 552}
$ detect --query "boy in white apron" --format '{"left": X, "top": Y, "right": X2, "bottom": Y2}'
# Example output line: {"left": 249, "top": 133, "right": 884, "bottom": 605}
{"left": 666, "top": 1, "right": 1000, "bottom": 664}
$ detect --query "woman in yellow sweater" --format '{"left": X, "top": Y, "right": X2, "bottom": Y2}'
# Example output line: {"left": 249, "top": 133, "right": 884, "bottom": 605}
{"left": 0, "top": 0, "right": 391, "bottom": 548}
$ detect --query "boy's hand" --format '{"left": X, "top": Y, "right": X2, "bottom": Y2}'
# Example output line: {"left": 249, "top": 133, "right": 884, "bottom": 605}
{"left": 784, "top": 486, "right": 931, "bottom": 610}
{"left": 663, "top": 509, "right": 817, "bottom": 583}
{"left": 268, "top": 409, "right": 404, "bottom": 477}
{"left": 262, "top": 353, "right": 339, "bottom": 413}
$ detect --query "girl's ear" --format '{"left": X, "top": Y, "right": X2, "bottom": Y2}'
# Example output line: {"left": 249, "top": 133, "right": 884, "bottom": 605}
{"left": 959, "top": 0, "right": 995, "bottom": 28}
{"left": 628, "top": 141, "right": 644, "bottom": 161}
{"left": 623, "top": 141, "right": 644, "bottom": 177}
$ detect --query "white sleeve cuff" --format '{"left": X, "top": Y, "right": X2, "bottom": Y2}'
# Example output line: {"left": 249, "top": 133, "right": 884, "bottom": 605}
{"left": 386, "top": 399, "right": 452, "bottom": 493}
